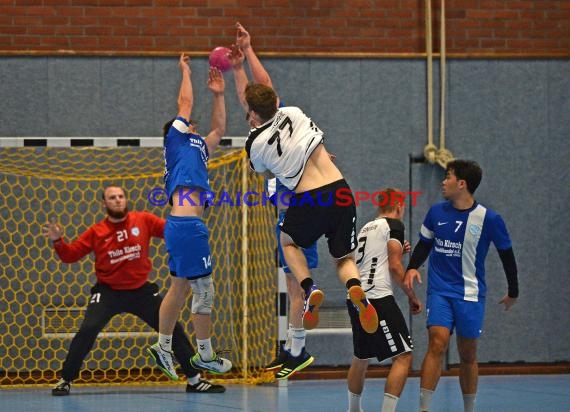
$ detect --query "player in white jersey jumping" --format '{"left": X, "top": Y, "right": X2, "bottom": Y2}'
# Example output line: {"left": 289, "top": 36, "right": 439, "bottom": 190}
{"left": 229, "top": 23, "right": 319, "bottom": 379}
{"left": 244, "top": 84, "right": 379, "bottom": 339}
{"left": 347, "top": 188, "right": 422, "bottom": 412}
{"left": 404, "top": 160, "right": 519, "bottom": 412}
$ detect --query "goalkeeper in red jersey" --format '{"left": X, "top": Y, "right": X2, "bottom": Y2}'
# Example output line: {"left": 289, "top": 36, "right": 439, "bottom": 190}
{"left": 43, "top": 185, "right": 225, "bottom": 396}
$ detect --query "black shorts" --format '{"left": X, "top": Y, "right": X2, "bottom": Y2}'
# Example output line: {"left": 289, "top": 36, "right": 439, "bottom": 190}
{"left": 347, "top": 295, "right": 413, "bottom": 362}
{"left": 280, "top": 179, "right": 357, "bottom": 258}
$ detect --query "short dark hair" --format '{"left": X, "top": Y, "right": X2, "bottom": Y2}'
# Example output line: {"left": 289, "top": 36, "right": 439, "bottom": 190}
{"left": 163, "top": 118, "right": 196, "bottom": 143}
{"left": 245, "top": 83, "right": 278, "bottom": 122}
{"left": 446, "top": 160, "right": 482, "bottom": 194}
{"left": 163, "top": 118, "right": 176, "bottom": 140}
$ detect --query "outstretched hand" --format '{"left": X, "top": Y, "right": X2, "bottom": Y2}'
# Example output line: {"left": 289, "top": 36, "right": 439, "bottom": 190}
{"left": 235, "top": 22, "right": 251, "bottom": 50}
{"left": 228, "top": 43, "right": 245, "bottom": 68}
{"left": 179, "top": 53, "right": 191, "bottom": 74}
{"left": 403, "top": 240, "right": 411, "bottom": 254}
{"left": 207, "top": 67, "right": 225, "bottom": 94}
{"left": 43, "top": 217, "right": 63, "bottom": 241}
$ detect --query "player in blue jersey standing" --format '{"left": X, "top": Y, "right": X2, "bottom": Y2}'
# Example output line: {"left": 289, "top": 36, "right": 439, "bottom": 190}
{"left": 404, "top": 160, "right": 519, "bottom": 412}
{"left": 147, "top": 53, "right": 231, "bottom": 380}
{"left": 229, "top": 22, "right": 319, "bottom": 379}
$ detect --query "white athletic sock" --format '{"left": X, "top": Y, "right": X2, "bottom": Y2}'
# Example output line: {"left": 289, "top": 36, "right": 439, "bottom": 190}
{"left": 187, "top": 373, "right": 200, "bottom": 385}
{"left": 289, "top": 327, "right": 306, "bottom": 357}
{"left": 158, "top": 333, "right": 172, "bottom": 351}
{"left": 381, "top": 393, "right": 399, "bottom": 412}
{"left": 196, "top": 338, "right": 214, "bottom": 361}
{"left": 463, "top": 393, "right": 476, "bottom": 412}
{"left": 284, "top": 324, "right": 293, "bottom": 352}
{"left": 348, "top": 390, "right": 363, "bottom": 412}
{"left": 419, "top": 387, "right": 434, "bottom": 411}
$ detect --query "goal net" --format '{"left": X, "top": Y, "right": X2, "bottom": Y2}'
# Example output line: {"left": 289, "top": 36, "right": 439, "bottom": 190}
{"left": 0, "top": 146, "right": 276, "bottom": 386}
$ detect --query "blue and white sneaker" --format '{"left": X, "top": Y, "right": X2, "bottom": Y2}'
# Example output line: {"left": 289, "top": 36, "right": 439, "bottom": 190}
{"left": 190, "top": 352, "right": 232, "bottom": 374}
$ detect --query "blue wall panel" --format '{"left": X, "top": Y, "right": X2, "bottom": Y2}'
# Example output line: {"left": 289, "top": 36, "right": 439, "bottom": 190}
{"left": 1, "top": 57, "right": 568, "bottom": 364}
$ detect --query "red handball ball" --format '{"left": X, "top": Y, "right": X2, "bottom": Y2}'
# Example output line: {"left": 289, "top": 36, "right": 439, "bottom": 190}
{"left": 208, "top": 46, "right": 231, "bottom": 73}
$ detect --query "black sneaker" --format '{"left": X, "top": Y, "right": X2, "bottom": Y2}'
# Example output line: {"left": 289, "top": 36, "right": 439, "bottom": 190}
{"left": 186, "top": 378, "right": 226, "bottom": 393}
{"left": 51, "top": 379, "right": 71, "bottom": 396}
{"left": 265, "top": 346, "right": 290, "bottom": 371}
{"left": 275, "top": 348, "right": 314, "bottom": 380}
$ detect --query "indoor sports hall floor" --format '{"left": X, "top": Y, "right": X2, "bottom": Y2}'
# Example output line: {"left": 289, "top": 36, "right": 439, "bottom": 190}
{"left": 1, "top": 375, "right": 569, "bottom": 411}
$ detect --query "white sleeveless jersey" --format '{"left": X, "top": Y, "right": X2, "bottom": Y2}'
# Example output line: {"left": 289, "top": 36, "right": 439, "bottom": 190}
{"left": 245, "top": 106, "right": 324, "bottom": 190}
{"left": 354, "top": 217, "right": 405, "bottom": 299}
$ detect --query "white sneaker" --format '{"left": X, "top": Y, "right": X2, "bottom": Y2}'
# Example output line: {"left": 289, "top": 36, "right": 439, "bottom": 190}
{"left": 190, "top": 352, "right": 232, "bottom": 374}
{"left": 147, "top": 343, "right": 179, "bottom": 380}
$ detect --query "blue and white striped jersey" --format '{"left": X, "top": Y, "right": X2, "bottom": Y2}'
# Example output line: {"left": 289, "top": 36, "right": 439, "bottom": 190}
{"left": 419, "top": 201, "right": 512, "bottom": 302}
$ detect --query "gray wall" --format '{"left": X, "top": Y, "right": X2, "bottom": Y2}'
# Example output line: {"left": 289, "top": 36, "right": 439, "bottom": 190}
{"left": 1, "top": 56, "right": 569, "bottom": 365}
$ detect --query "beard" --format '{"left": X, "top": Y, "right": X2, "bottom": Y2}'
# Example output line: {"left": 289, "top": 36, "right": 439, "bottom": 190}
{"left": 106, "top": 205, "right": 128, "bottom": 219}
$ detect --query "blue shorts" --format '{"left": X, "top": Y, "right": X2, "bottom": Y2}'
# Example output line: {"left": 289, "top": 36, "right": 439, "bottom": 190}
{"left": 426, "top": 294, "right": 485, "bottom": 338}
{"left": 165, "top": 215, "right": 212, "bottom": 279}
{"left": 277, "top": 210, "right": 318, "bottom": 274}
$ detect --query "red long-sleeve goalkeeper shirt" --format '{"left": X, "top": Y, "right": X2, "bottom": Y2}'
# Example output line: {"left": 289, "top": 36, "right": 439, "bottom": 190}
{"left": 53, "top": 211, "right": 165, "bottom": 290}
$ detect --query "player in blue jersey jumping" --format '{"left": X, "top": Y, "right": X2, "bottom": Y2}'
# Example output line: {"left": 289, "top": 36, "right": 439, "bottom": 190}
{"left": 147, "top": 53, "right": 231, "bottom": 380}
{"left": 404, "top": 159, "right": 519, "bottom": 412}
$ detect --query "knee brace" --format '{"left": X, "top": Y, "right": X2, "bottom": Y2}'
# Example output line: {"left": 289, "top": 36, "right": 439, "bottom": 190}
{"left": 190, "top": 276, "right": 214, "bottom": 315}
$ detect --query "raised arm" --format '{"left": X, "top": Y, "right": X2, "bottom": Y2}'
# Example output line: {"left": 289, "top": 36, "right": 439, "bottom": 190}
{"left": 205, "top": 67, "right": 226, "bottom": 155}
{"left": 236, "top": 22, "right": 273, "bottom": 88}
{"left": 231, "top": 22, "right": 277, "bottom": 114}
{"left": 177, "top": 53, "right": 193, "bottom": 122}
{"left": 229, "top": 44, "right": 249, "bottom": 112}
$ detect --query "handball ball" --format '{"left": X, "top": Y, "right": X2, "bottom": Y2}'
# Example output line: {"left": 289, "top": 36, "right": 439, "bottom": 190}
{"left": 209, "top": 46, "right": 231, "bottom": 73}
